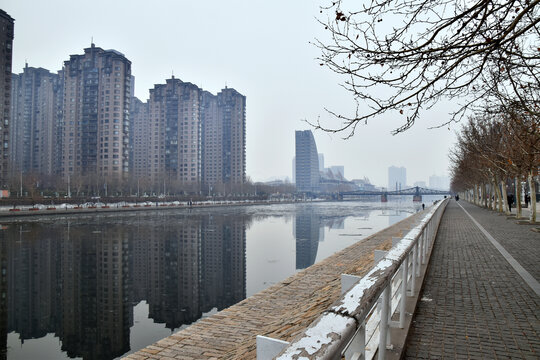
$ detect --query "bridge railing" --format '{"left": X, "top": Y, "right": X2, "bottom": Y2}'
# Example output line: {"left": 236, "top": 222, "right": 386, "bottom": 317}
{"left": 267, "top": 198, "right": 449, "bottom": 360}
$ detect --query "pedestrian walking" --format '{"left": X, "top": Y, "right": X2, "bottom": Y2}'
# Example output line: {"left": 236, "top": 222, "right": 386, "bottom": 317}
{"left": 422, "top": 203, "right": 425, "bottom": 210}
{"left": 525, "top": 194, "right": 529, "bottom": 208}
{"left": 507, "top": 193, "right": 514, "bottom": 211}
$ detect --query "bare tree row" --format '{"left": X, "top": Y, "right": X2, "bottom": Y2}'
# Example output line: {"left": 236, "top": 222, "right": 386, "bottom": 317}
{"left": 449, "top": 104, "right": 539, "bottom": 222}
{"left": 3, "top": 171, "right": 274, "bottom": 200}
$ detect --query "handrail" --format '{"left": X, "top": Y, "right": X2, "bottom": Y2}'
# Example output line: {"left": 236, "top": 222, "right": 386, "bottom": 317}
{"left": 274, "top": 198, "right": 449, "bottom": 360}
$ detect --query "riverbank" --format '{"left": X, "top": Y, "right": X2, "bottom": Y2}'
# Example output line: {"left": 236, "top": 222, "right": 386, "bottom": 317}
{"left": 0, "top": 198, "right": 320, "bottom": 219}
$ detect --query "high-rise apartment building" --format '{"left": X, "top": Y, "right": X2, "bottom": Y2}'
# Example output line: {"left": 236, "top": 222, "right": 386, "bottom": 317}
{"left": 0, "top": 10, "right": 14, "bottom": 186}
{"left": 295, "top": 130, "right": 320, "bottom": 192}
{"left": 217, "top": 88, "right": 246, "bottom": 185}
{"left": 388, "top": 165, "right": 407, "bottom": 191}
{"left": 131, "top": 80, "right": 246, "bottom": 193}
{"left": 144, "top": 77, "right": 201, "bottom": 188}
{"left": 202, "top": 87, "right": 246, "bottom": 189}
{"left": 10, "top": 65, "right": 63, "bottom": 176}
{"left": 129, "top": 96, "right": 148, "bottom": 180}
{"left": 61, "top": 44, "right": 131, "bottom": 182}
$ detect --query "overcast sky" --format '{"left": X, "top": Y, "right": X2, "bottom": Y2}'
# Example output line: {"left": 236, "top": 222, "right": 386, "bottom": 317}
{"left": 3, "top": 0, "right": 459, "bottom": 187}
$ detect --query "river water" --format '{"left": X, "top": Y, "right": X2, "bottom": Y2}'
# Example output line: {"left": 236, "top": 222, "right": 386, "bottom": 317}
{"left": 0, "top": 197, "right": 444, "bottom": 359}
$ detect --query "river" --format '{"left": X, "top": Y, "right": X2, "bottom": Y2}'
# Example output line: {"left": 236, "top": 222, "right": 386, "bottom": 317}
{"left": 0, "top": 197, "right": 444, "bottom": 359}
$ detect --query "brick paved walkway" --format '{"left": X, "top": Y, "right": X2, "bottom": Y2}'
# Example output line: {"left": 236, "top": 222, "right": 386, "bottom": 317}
{"left": 124, "top": 210, "right": 427, "bottom": 360}
{"left": 405, "top": 200, "right": 540, "bottom": 359}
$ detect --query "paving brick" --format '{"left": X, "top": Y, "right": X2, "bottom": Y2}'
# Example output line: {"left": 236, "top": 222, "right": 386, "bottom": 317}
{"left": 405, "top": 201, "right": 540, "bottom": 359}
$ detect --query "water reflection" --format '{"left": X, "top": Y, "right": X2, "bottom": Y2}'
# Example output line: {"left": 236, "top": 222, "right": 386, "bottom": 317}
{"left": 294, "top": 210, "right": 321, "bottom": 269}
{"left": 1, "top": 213, "right": 247, "bottom": 359}
{"left": 0, "top": 199, "right": 434, "bottom": 359}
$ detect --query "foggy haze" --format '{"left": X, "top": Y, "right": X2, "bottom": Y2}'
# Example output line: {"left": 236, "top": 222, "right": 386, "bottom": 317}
{"left": 3, "top": 0, "right": 457, "bottom": 187}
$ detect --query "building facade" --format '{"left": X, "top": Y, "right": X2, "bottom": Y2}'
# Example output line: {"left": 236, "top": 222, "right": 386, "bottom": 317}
{"left": 388, "top": 166, "right": 407, "bottom": 191}
{"left": 131, "top": 81, "right": 246, "bottom": 194}
{"left": 129, "top": 96, "right": 148, "bottom": 181}
{"left": 143, "top": 77, "right": 202, "bottom": 190}
{"left": 10, "top": 65, "right": 62, "bottom": 176}
{"left": 295, "top": 130, "right": 320, "bottom": 192}
{"left": 61, "top": 44, "right": 131, "bottom": 183}
{"left": 202, "top": 88, "right": 246, "bottom": 191}
{"left": 0, "top": 10, "right": 14, "bottom": 186}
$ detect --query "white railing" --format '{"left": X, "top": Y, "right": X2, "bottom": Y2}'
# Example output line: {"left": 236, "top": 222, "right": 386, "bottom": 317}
{"left": 257, "top": 198, "right": 449, "bottom": 360}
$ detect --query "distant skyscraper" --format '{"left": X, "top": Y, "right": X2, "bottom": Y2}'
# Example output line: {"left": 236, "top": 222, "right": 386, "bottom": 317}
{"left": 292, "top": 156, "right": 295, "bottom": 183}
{"left": 388, "top": 166, "right": 407, "bottom": 191}
{"left": 295, "top": 130, "right": 319, "bottom": 192}
{"left": 10, "top": 65, "right": 63, "bottom": 176}
{"left": 429, "top": 174, "right": 450, "bottom": 190}
{"left": 61, "top": 43, "right": 132, "bottom": 182}
{"left": 0, "top": 10, "right": 14, "bottom": 186}
{"left": 330, "top": 166, "right": 345, "bottom": 179}
{"left": 318, "top": 153, "right": 324, "bottom": 171}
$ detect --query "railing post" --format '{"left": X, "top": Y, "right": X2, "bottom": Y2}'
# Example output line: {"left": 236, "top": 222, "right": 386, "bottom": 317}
{"left": 417, "top": 234, "right": 422, "bottom": 269}
{"left": 400, "top": 259, "right": 407, "bottom": 328}
{"left": 344, "top": 321, "right": 366, "bottom": 360}
{"left": 378, "top": 285, "right": 390, "bottom": 360}
{"left": 421, "top": 231, "right": 427, "bottom": 265}
{"left": 411, "top": 243, "right": 417, "bottom": 291}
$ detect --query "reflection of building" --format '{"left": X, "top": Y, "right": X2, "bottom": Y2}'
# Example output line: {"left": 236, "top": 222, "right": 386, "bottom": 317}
{"left": 294, "top": 210, "right": 320, "bottom": 269}
{"left": 295, "top": 130, "right": 320, "bottom": 192}
{"left": 0, "top": 225, "right": 7, "bottom": 360}
{"left": 59, "top": 224, "right": 130, "bottom": 359}
{"left": 4, "top": 223, "right": 131, "bottom": 360}
{"left": 7, "top": 225, "right": 57, "bottom": 342}
{"left": 2, "top": 212, "right": 249, "bottom": 359}
{"left": 201, "top": 216, "right": 246, "bottom": 312}
{"left": 133, "top": 214, "right": 247, "bottom": 329}
{"left": 146, "top": 218, "right": 202, "bottom": 329}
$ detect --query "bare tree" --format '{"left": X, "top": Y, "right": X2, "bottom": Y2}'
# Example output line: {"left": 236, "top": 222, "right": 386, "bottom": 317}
{"left": 450, "top": 105, "right": 539, "bottom": 222}
{"left": 315, "top": 0, "right": 539, "bottom": 136}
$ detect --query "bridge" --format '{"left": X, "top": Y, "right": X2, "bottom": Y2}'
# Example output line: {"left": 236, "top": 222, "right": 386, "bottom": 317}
{"left": 340, "top": 186, "right": 452, "bottom": 202}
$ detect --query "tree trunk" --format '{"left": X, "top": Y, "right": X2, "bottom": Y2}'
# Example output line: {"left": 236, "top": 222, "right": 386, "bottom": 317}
{"left": 482, "top": 183, "right": 488, "bottom": 209}
{"left": 490, "top": 183, "right": 495, "bottom": 210}
{"left": 528, "top": 171, "right": 537, "bottom": 223}
{"left": 501, "top": 179, "right": 510, "bottom": 215}
{"left": 494, "top": 177, "right": 503, "bottom": 213}
{"left": 516, "top": 177, "right": 523, "bottom": 219}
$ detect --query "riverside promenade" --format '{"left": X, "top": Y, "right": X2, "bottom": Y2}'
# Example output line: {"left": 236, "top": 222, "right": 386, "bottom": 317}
{"left": 405, "top": 200, "right": 540, "bottom": 359}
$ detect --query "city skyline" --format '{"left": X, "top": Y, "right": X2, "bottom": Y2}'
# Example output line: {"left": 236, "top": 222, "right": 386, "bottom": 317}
{"left": 7, "top": 43, "right": 246, "bottom": 193}
{"left": 2, "top": 1, "right": 458, "bottom": 188}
